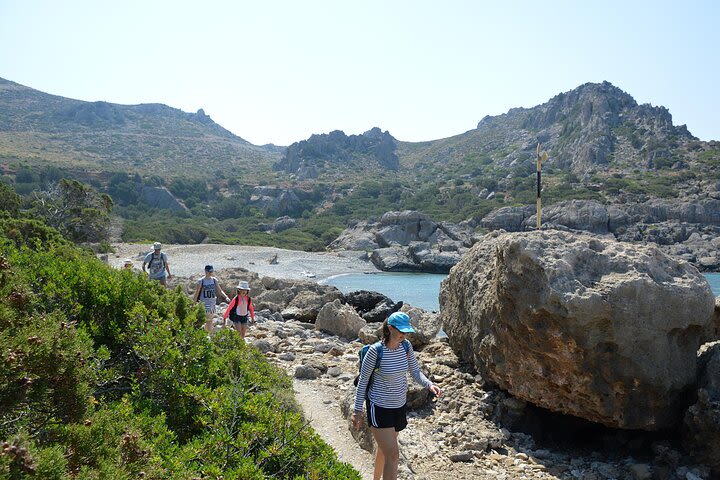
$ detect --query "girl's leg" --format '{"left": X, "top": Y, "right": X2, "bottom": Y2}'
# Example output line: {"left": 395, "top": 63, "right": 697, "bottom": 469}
{"left": 204, "top": 314, "right": 213, "bottom": 333}
{"left": 239, "top": 322, "right": 248, "bottom": 339}
{"left": 371, "top": 427, "right": 400, "bottom": 480}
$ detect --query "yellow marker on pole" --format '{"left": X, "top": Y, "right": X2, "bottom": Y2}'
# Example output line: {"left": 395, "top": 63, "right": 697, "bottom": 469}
{"left": 536, "top": 143, "right": 548, "bottom": 229}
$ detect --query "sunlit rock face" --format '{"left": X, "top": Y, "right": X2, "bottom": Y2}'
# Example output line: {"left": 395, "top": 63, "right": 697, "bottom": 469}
{"left": 441, "top": 230, "right": 715, "bottom": 430}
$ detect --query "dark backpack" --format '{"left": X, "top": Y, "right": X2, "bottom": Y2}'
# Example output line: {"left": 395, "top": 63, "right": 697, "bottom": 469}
{"left": 353, "top": 340, "right": 410, "bottom": 389}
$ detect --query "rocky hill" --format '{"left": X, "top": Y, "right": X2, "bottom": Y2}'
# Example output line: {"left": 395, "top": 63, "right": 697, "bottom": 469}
{"left": 0, "top": 77, "right": 281, "bottom": 178}
{"left": 273, "top": 127, "right": 399, "bottom": 180}
{"left": 400, "top": 81, "right": 701, "bottom": 175}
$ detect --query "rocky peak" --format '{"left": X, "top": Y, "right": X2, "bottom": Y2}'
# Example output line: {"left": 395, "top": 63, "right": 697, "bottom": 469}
{"left": 273, "top": 127, "right": 399, "bottom": 177}
{"left": 474, "top": 81, "right": 695, "bottom": 174}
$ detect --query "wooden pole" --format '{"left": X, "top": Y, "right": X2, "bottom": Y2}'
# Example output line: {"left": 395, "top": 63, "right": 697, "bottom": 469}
{"left": 536, "top": 143, "right": 548, "bottom": 230}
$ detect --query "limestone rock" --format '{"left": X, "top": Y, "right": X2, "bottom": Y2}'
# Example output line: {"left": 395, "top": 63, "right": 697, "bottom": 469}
{"left": 441, "top": 230, "right": 715, "bottom": 430}
{"left": 358, "top": 323, "right": 383, "bottom": 344}
{"left": 315, "top": 300, "right": 367, "bottom": 339}
{"left": 287, "top": 290, "right": 343, "bottom": 323}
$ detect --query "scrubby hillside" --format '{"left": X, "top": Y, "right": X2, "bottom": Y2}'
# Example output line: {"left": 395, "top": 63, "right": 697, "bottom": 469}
{"left": 0, "top": 77, "right": 281, "bottom": 179}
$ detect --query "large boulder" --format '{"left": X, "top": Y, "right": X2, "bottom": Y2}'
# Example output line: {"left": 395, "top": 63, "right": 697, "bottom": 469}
{"left": 370, "top": 247, "right": 418, "bottom": 271}
{"left": 286, "top": 290, "right": 343, "bottom": 323}
{"left": 315, "top": 300, "right": 367, "bottom": 339}
{"left": 440, "top": 230, "right": 715, "bottom": 430}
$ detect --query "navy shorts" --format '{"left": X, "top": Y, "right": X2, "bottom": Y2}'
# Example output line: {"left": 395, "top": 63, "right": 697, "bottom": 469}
{"left": 366, "top": 400, "right": 407, "bottom": 432}
{"left": 232, "top": 314, "right": 250, "bottom": 324}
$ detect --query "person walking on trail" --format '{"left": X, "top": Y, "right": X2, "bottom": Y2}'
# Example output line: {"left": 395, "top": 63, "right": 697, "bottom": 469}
{"left": 223, "top": 281, "right": 255, "bottom": 339}
{"left": 142, "top": 242, "right": 172, "bottom": 286}
{"left": 352, "top": 312, "right": 443, "bottom": 480}
{"left": 194, "top": 265, "right": 230, "bottom": 332}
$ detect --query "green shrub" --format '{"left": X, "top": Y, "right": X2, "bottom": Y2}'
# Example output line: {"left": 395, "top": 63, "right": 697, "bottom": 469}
{"left": 0, "top": 224, "right": 360, "bottom": 478}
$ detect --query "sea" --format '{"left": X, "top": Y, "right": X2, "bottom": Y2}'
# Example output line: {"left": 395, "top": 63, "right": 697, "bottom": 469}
{"left": 323, "top": 272, "right": 720, "bottom": 312}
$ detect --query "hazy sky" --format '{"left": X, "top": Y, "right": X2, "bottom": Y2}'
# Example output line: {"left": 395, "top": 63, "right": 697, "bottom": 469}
{"left": 1, "top": 0, "right": 718, "bottom": 146}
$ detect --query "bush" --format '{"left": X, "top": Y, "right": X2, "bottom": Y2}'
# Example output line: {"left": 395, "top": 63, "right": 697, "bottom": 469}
{"left": 0, "top": 222, "right": 360, "bottom": 478}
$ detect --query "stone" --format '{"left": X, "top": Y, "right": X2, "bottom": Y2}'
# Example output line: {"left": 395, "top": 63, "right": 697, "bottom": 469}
{"left": 315, "top": 300, "right": 367, "bottom": 339}
{"left": 294, "top": 365, "right": 321, "bottom": 380}
{"left": 441, "top": 230, "right": 716, "bottom": 430}
{"left": 449, "top": 451, "right": 474, "bottom": 462}
{"left": 358, "top": 323, "right": 383, "bottom": 344}
{"left": 252, "top": 339, "right": 274, "bottom": 354}
{"left": 627, "top": 463, "right": 652, "bottom": 480}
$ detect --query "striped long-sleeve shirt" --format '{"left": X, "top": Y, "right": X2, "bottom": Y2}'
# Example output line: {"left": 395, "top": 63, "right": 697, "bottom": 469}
{"left": 354, "top": 340, "right": 432, "bottom": 412}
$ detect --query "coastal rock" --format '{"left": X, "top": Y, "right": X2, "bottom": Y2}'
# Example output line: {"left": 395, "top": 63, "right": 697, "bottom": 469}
{"left": 332, "top": 210, "right": 474, "bottom": 273}
{"left": 287, "top": 290, "right": 343, "bottom": 323}
{"left": 315, "top": 300, "right": 367, "bottom": 339}
{"left": 440, "top": 230, "right": 716, "bottom": 430}
{"left": 525, "top": 200, "right": 611, "bottom": 233}
{"left": 343, "top": 290, "right": 400, "bottom": 322}
{"left": 375, "top": 211, "right": 436, "bottom": 247}
{"left": 370, "top": 247, "right": 417, "bottom": 271}
{"left": 340, "top": 389, "right": 375, "bottom": 453}
{"left": 481, "top": 206, "right": 534, "bottom": 232}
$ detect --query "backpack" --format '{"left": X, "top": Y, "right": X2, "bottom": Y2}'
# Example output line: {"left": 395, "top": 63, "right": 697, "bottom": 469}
{"left": 228, "top": 296, "right": 253, "bottom": 322}
{"left": 353, "top": 340, "right": 411, "bottom": 389}
{"left": 146, "top": 252, "right": 166, "bottom": 272}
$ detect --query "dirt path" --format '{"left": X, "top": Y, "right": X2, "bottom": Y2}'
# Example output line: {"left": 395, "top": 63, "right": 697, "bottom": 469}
{"left": 293, "top": 379, "right": 376, "bottom": 480}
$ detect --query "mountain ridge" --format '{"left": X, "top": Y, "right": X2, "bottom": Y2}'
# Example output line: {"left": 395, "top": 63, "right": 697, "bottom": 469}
{"left": 0, "top": 77, "right": 282, "bottom": 178}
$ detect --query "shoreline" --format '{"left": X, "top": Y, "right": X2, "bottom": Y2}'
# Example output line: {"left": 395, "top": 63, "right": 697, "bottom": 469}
{"left": 109, "top": 243, "right": 380, "bottom": 281}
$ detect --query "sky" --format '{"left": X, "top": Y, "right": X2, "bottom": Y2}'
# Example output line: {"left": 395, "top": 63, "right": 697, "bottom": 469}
{"left": 1, "top": 0, "right": 719, "bottom": 146}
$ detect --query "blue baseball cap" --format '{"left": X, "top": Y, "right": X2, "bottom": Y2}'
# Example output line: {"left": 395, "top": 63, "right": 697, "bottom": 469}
{"left": 204, "top": 265, "right": 214, "bottom": 272}
{"left": 387, "top": 312, "right": 415, "bottom": 333}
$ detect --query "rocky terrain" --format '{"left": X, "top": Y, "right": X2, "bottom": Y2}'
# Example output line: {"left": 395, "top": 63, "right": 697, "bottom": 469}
{"left": 329, "top": 204, "right": 720, "bottom": 274}
{"left": 154, "top": 230, "right": 720, "bottom": 480}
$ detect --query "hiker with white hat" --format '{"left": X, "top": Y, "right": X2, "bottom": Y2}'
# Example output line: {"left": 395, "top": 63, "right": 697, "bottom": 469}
{"left": 142, "top": 242, "right": 171, "bottom": 286}
{"left": 223, "top": 280, "right": 255, "bottom": 339}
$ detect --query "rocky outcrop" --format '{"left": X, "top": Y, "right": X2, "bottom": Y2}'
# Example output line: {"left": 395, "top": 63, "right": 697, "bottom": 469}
{"left": 138, "top": 185, "right": 186, "bottom": 211}
{"left": 273, "top": 127, "right": 399, "bottom": 176}
{"left": 249, "top": 186, "right": 302, "bottom": 216}
{"left": 315, "top": 300, "right": 366, "bottom": 339}
{"left": 480, "top": 205, "right": 535, "bottom": 232}
{"left": 331, "top": 211, "right": 476, "bottom": 273}
{"left": 480, "top": 199, "right": 720, "bottom": 272}
{"left": 440, "top": 230, "right": 716, "bottom": 430}
{"left": 259, "top": 216, "right": 297, "bottom": 233}
{"left": 343, "top": 290, "right": 400, "bottom": 322}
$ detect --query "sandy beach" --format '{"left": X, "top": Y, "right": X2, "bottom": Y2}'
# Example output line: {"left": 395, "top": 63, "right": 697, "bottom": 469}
{"left": 110, "top": 243, "right": 380, "bottom": 281}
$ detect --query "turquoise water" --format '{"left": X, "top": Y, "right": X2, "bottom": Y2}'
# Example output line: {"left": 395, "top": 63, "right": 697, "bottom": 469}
{"left": 708, "top": 273, "right": 720, "bottom": 296}
{"left": 323, "top": 272, "right": 447, "bottom": 312}
{"left": 324, "top": 272, "right": 720, "bottom": 312}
